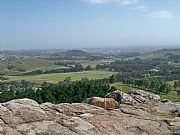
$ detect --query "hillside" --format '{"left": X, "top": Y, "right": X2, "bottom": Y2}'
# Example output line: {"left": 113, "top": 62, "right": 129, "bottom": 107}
{"left": 137, "top": 49, "right": 180, "bottom": 60}
{"left": 61, "top": 50, "right": 89, "bottom": 57}
{"left": 0, "top": 90, "right": 180, "bottom": 135}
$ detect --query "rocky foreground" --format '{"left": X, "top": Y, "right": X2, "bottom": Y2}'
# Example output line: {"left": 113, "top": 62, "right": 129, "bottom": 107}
{"left": 0, "top": 90, "right": 180, "bottom": 135}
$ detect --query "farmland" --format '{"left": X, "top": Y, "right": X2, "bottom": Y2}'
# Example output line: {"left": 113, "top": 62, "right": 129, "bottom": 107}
{"left": 6, "top": 71, "right": 114, "bottom": 84}
{"left": 0, "top": 56, "right": 107, "bottom": 75}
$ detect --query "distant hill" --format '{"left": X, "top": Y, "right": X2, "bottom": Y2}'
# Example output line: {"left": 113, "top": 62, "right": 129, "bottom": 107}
{"left": 61, "top": 50, "right": 89, "bottom": 57}
{"left": 137, "top": 49, "right": 180, "bottom": 60}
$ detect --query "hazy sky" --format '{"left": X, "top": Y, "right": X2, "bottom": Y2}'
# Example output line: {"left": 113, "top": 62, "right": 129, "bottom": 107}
{"left": 0, "top": 0, "right": 180, "bottom": 49}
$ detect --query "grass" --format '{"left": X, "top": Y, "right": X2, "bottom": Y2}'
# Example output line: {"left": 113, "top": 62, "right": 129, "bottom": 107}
{"left": 6, "top": 71, "right": 115, "bottom": 84}
{"left": 0, "top": 57, "right": 110, "bottom": 75}
{"left": 0, "top": 57, "right": 61, "bottom": 75}
{"left": 167, "top": 80, "right": 180, "bottom": 90}
{"left": 147, "top": 108, "right": 172, "bottom": 117}
{"left": 167, "top": 80, "right": 175, "bottom": 86}
{"left": 160, "top": 91, "right": 180, "bottom": 102}
{"left": 111, "top": 83, "right": 137, "bottom": 93}
{"left": 4, "top": 57, "right": 61, "bottom": 70}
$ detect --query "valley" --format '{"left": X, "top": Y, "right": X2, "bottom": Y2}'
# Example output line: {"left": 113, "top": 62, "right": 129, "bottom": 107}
{"left": 0, "top": 48, "right": 180, "bottom": 103}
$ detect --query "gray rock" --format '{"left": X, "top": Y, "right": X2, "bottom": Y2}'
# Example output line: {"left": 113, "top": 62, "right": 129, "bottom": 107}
{"left": 62, "top": 117, "right": 100, "bottom": 135}
{"left": 161, "top": 99, "right": 171, "bottom": 103}
{"left": 128, "top": 90, "right": 160, "bottom": 103}
{"left": 105, "top": 89, "right": 160, "bottom": 105}
{"left": 16, "top": 121, "right": 77, "bottom": 135}
{"left": 0, "top": 98, "right": 49, "bottom": 125}
{"left": 153, "top": 102, "right": 178, "bottom": 114}
{"left": 105, "top": 90, "right": 137, "bottom": 105}
{"left": 172, "top": 109, "right": 180, "bottom": 117}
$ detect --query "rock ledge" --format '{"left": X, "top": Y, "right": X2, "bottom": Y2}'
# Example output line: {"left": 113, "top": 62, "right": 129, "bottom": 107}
{"left": 0, "top": 91, "right": 180, "bottom": 135}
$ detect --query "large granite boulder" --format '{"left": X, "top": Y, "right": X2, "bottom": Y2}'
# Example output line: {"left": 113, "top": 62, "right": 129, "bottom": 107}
{"left": 128, "top": 90, "right": 161, "bottom": 103}
{"left": 105, "top": 89, "right": 160, "bottom": 105}
{"left": 0, "top": 98, "right": 50, "bottom": 125}
{"left": 83, "top": 97, "right": 119, "bottom": 109}
{"left": 175, "top": 103, "right": 180, "bottom": 117}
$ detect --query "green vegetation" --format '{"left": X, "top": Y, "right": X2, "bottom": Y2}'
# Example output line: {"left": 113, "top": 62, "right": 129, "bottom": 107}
{"left": 111, "top": 83, "right": 136, "bottom": 93}
{"left": 160, "top": 91, "right": 180, "bottom": 102}
{"left": 6, "top": 71, "right": 114, "bottom": 84}
{"left": 147, "top": 108, "right": 172, "bottom": 117}
{"left": 1, "top": 48, "right": 180, "bottom": 103}
{"left": 0, "top": 56, "right": 108, "bottom": 75}
{"left": 123, "top": 78, "right": 172, "bottom": 94}
{"left": 78, "top": 60, "right": 107, "bottom": 68}
{"left": 138, "top": 53, "right": 165, "bottom": 60}
{"left": 0, "top": 78, "right": 111, "bottom": 103}
{"left": 137, "top": 49, "right": 180, "bottom": 60}
{"left": 0, "top": 57, "right": 61, "bottom": 75}
{"left": 61, "top": 50, "right": 89, "bottom": 57}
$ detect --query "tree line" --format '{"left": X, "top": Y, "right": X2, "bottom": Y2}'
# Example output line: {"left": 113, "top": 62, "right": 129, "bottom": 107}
{"left": 21, "top": 64, "right": 92, "bottom": 76}
{"left": 96, "top": 58, "right": 180, "bottom": 82}
{"left": 123, "top": 78, "right": 172, "bottom": 94}
{"left": 0, "top": 78, "right": 111, "bottom": 103}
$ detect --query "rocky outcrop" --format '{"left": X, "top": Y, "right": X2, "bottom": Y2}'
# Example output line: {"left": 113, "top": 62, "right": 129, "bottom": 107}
{"left": 83, "top": 97, "right": 119, "bottom": 109}
{"left": 0, "top": 93, "right": 180, "bottom": 134}
{"left": 128, "top": 90, "right": 161, "bottom": 103}
{"left": 106, "top": 90, "right": 161, "bottom": 105}
{"left": 105, "top": 90, "right": 137, "bottom": 105}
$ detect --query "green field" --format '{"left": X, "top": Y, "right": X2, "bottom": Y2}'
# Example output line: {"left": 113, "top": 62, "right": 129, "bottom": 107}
{"left": 0, "top": 57, "right": 109, "bottom": 75}
{"left": 0, "top": 57, "right": 60, "bottom": 75}
{"left": 6, "top": 71, "right": 114, "bottom": 84}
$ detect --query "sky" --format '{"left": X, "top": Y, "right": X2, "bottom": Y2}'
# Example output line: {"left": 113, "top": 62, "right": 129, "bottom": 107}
{"left": 0, "top": 0, "right": 180, "bottom": 50}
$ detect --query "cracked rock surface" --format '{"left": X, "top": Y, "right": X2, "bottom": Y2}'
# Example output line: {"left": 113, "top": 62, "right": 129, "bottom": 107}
{"left": 0, "top": 93, "right": 180, "bottom": 134}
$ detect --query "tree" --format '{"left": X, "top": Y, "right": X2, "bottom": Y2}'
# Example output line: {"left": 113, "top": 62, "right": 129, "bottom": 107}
{"left": 74, "top": 64, "right": 84, "bottom": 71}
{"left": 85, "top": 65, "right": 92, "bottom": 71}
{"left": 174, "top": 81, "right": 179, "bottom": 89}
{"left": 109, "top": 86, "right": 117, "bottom": 92}
{"left": 109, "top": 75, "right": 117, "bottom": 83}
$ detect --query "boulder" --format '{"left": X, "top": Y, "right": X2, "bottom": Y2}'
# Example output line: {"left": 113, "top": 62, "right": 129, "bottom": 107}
{"left": 153, "top": 102, "right": 178, "bottom": 114}
{"left": 0, "top": 98, "right": 49, "bottom": 125}
{"left": 128, "top": 90, "right": 160, "bottom": 103}
{"left": 161, "top": 99, "right": 171, "bottom": 103}
{"left": 172, "top": 109, "right": 180, "bottom": 117}
{"left": 83, "top": 97, "right": 119, "bottom": 109}
{"left": 105, "top": 90, "right": 137, "bottom": 105}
